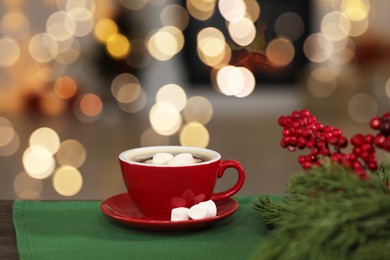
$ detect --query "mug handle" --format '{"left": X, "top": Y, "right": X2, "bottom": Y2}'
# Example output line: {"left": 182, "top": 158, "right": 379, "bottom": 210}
{"left": 211, "top": 160, "right": 246, "bottom": 201}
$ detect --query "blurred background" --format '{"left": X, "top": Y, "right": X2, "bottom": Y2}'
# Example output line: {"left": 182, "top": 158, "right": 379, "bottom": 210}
{"left": 0, "top": 0, "right": 389, "bottom": 200}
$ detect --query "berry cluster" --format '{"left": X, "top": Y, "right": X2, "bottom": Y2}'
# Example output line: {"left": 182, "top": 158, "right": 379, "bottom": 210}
{"left": 278, "top": 110, "right": 390, "bottom": 178}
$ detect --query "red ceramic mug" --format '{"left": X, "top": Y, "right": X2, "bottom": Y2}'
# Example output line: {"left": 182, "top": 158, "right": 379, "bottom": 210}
{"left": 119, "top": 146, "right": 246, "bottom": 220}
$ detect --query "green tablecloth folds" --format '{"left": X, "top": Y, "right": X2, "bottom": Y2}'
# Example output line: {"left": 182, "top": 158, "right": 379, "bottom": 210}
{"left": 13, "top": 195, "right": 280, "bottom": 260}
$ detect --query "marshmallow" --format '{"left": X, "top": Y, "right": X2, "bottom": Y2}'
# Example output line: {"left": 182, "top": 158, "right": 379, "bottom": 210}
{"left": 151, "top": 152, "right": 174, "bottom": 164}
{"left": 168, "top": 153, "right": 196, "bottom": 165}
{"left": 199, "top": 200, "right": 217, "bottom": 217}
{"left": 188, "top": 204, "right": 211, "bottom": 220}
{"left": 171, "top": 207, "right": 190, "bottom": 221}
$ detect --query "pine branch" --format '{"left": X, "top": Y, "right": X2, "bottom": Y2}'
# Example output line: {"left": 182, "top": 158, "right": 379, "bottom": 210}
{"left": 252, "top": 162, "right": 390, "bottom": 259}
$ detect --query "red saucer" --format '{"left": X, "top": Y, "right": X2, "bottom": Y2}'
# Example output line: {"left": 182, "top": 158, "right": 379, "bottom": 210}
{"left": 100, "top": 193, "right": 239, "bottom": 231}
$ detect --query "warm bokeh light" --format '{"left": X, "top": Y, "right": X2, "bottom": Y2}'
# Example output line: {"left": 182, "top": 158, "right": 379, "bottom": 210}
{"left": 186, "top": 0, "right": 216, "bottom": 21}
{"left": 147, "top": 26, "right": 184, "bottom": 61}
{"left": 228, "top": 17, "right": 256, "bottom": 46}
{"left": 156, "top": 84, "right": 187, "bottom": 112}
{"left": 275, "top": 12, "right": 305, "bottom": 41}
{"left": 68, "top": 7, "right": 94, "bottom": 37}
{"left": 56, "top": 139, "right": 86, "bottom": 168}
{"left": 340, "top": 0, "right": 370, "bottom": 22}
{"left": 160, "top": 4, "right": 189, "bottom": 31}
{"left": 140, "top": 127, "right": 171, "bottom": 147}
{"left": 0, "top": 117, "right": 15, "bottom": 147}
{"left": 39, "top": 95, "right": 67, "bottom": 117}
{"left": 54, "top": 76, "right": 78, "bottom": 99}
{"left": 386, "top": 78, "right": 390, "bottom": 98}
{"left": 111, "top": 73, "right": 142, "bottom": 103}
{"left": 348, "top": 93, "right": 378, "bottom": 123}
{"left": 180, "top": 122, "right": 209, "bottom": 148}
{"left": 0, "top": 38, "right": 20, "bottom": 67}
{"left": 183, "top": 96, "right": 213, "bottom": 125}
{"left": 235, "top": 67, "right": 255, "bottom": 98}
{"left": 53, "top": 166, "right": 83, "bottom": 196}
{"left": 197, "top": 27, "right": 228, "bottom": 67}
{"left": 244, "top": 0, "right": 261, "bottom": 22}
{"left": 321, "top": 11, "right": 350, "bottom": 41}
{"left": 303, "top": 33, "right": 333, "bottom": 63}
{"left": 106, "top": 33, "right": 131, "bottom": 59}
{"left": 216, "top": 65, "right": 245, "bottom": 96}
{"left": 23, "top": 145, "right": 55, "bottom": 179}
{"left": 149, "top": 101, "right": 182, "bottom": 136}
{"left": 29, "top": 33, "right": 59, "bottom": 62}
{"left": 0, "top": 128, "right": 20, "bottom": 157}
{"left": 307, "top": 68, "right": 337, "bottom": 98}
{"left": 119, "top": 0, "right": 148, "bottom": 10}
{"left": 29, "top": 127, "right": 60, "bottom": 156}
{"left": 348, "top": 17, "right": 369, "bottom": 37}
{"left": 218, "top": 0, "right": 246, "bottom": 22}
{"left": 74, "top": 93, "right": 103, "bottom": 122}
{"left": 0, "top": 11, "right": 30, "bottom": 41}
{"left": 46, "top": 11, "right": 76, "bottom": 41}
{"left": 13, "top": 171, "right": 43, "bottom": 199}
{"left": 118, "top": 89, "right": 147, "bottom": 113}
{"left": 94, "top": 18, "right": 118, "bottom": 43}
{"left": 266, "top": 37, "right": 295, "bottom": 67}
{"left": 55, "top": 38, "right": 81, "bottom": 64}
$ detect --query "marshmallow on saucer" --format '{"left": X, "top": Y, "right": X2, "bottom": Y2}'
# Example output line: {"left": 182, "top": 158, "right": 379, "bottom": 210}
{"left": 151, "top": 152, "right": 174, "bottom": 164}
{"left": 168, "top": 153, "right": 196, "bottom": 165}
{"left": 171, "top": 207, "right": 190, "bottom": 221}
{"left": 188, "top": 204, "right": 210, "bottom": 220}
{"left": 199, "top": 200, "right": 217, "bottom": 217}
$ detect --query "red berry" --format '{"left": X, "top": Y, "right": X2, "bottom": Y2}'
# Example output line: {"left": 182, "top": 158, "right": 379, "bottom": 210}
{"left": 383, "top": 137, "right": 390, "bottom": 151}
{"left": 370, "top": 117, "right": 380, "bottom": 130}
{"left": 374, "top": 134, "right": 385, "bottom": 147}
{"left": 351, "top": 134, "right": 365, "bottom": 147}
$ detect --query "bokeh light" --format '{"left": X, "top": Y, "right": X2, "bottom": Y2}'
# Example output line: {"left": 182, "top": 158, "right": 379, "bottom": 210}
{"left": 218, "top": 0, "right": 246, "bottom": 22}
{"left": 147, "top": 26, "right": 184, "bottom": 61}
{"left": 149, "top": 101, "right": 182, "bottom": 136}
{"left": 29, "top": 33, "right": 59, "bottom": 62}
{"left": 23, "top": 145, "right": 55, "bottom": 179}
{"left": 0, "top": 11, "right": 30, "bottom": 41}
{"left": 29, "top": 127, "right": 60, "bottom": 155}
{"left": 266, "top": 37, "right": 295, "bottom": 67}
{"left": 160, "top": 4, "right": 189, "bottom": 31}
{"left": 216, "top": 65, "right": 245, "bottom": 96}
{"left": 348, "top": 93, "right": 378, "bottom": 123}
{"left": 186, "top": 0, "right": 216, "bottom": 21}
{"left": 46, "top": 11, "right": 76, "bottom": 41}
{"left": 182, "top": 96, "right": 213, "bottom": 125}
{"left": 94, "top": 18, "right": 118, "bottom": 43}
{"left": 111, "top": 73, "right": 142, "bottom": 103}
{"left": 321, "top": 11, "right": 350, "bottom": 41}
{"left": 56, "top": 139, "right": 86, "bottom": 168}
{"left": 74, "top": 93, "right": 103, "bottom": 123}
{"left": 386, "top": 78, "right": 390, "bottom": 98}
{"left": 307, "top": 68, "right": 337, "bottom": 98}
{"left": 54, "top": 76, "right": 78, "bottom": 99}
{"left": 156, "top": 84, "right": 187, "bottom": 112}
{"left": 304, "top": 33, "right": 333, "bottom": 63}
{"left": 275, "top": 12, "right": 305, "bottom": 41}
{"left": 0, "top": 119, "right": 20, "bottom": 157}
{"left": 120, "top": 0, "right": 148, "bottom": 10}
{"left": 52, "top": 166, "right": 83, "bottom": 196}
{"left": 244, "top": 0, "right": 261, "bottom": 22}
{"left": 13, "top": 171, "right": 43, "bottom": 199}
{"left": 228, "top": 17, "right": 256, "bottom": 46}
{"left": 180, "top": 122, "right": 209, "bottom": 148}
{"left": 106, "top": 33, "right": 131, "bottom": 59}
{"left": 340, "top": 0, "right": 370, "bottom": 22}
{"left": 0, "top": 38, "right": 20, "bottom": 67}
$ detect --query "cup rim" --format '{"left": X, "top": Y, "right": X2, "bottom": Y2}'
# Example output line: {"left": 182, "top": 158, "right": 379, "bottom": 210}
{"left": 119, "top": 146, "right": 221, "bottom": 167}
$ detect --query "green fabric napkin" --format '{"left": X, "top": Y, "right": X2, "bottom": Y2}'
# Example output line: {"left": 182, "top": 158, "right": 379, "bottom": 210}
{"left": 13, "top": 195, "right": 281, "bottom": 260}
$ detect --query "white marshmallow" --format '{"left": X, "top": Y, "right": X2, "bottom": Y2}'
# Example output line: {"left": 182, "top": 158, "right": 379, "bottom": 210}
{"left": 170, "top": 207, "right": 190, "bottom": 221}
{"left": 188, "top": 204, "right": 211, "bottom": 220}
{"left": 151, "top": 152, "right": 174, "bottom": 164}
{"left": 168, "top": 153, "right": 196, "bottom": 165}
{"left": 199, "top": 200, "right": 217, "bottom": 217}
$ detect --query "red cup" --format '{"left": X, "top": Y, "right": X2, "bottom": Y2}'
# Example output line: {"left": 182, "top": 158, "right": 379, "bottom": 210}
{"left": 119, "top": 146, "right": 246, "bottom": 220}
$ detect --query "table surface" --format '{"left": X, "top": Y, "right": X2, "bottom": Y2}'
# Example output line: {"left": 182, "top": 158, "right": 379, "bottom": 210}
{"left": 0, "top": 201, "right": 19, "bottom": 259}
